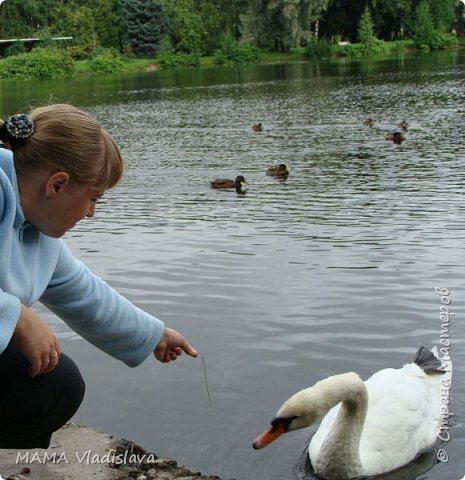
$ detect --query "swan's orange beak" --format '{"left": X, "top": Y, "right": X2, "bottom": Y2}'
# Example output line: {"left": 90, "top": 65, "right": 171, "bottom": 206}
{"left": 252, "top": 423, "right": 287, "bottom": 449}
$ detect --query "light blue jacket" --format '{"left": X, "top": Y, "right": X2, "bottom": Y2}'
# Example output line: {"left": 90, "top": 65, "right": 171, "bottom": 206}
{"left": 0, "top": 148, "right": 164, "bottom": 367}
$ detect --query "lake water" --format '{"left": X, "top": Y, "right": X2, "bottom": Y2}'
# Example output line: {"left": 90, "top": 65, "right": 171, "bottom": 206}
{"left": 1, "top": 51, "right": 464, "bottom": 480}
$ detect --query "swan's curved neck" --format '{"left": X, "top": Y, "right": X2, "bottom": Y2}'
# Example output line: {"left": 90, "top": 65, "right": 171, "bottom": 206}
{"left": 312, "top": 373, "right": 368, "bottom": 480}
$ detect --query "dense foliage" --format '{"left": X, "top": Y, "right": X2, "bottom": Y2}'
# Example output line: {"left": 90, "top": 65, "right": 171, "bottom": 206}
{"left": 410, "top": 0, "right": 458, "bottom": 50}
{"left": 89, "top": 50, "right": 124, "bottom": 73}
{"left": 240, "top": 0, "right": 331, "bottom": 51}
{"left": 0, "top": 0, "right": 462, "bottom": 68}
{"left": 0, "top": 47, "right": 74, "bottom": 79}
{"left": 121, "top": 0, "right": 165, "bottom": 57}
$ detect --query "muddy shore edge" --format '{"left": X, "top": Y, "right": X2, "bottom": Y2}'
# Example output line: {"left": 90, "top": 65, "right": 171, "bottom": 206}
{"left": 0, "top": 423, "right": 230, "bottom": 480}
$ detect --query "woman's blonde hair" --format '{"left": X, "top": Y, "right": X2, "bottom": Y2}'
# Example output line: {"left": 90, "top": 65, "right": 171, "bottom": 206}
{"left": 1, "top": 103, "right": 123, "bottom": 191}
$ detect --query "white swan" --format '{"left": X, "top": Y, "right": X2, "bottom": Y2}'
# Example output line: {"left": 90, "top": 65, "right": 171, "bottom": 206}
{"left": 253, "top": 346, "right": 449, "bottom": 480}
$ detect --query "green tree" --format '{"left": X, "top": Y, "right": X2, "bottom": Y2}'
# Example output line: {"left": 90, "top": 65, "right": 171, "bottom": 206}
{"left": 161, "top": 0, "right": 224, "bottom": 55}
{"left": 80, "top": 0, "right": 122, "bottom": 49}
{"left": 358, "top": 6, "right": 375, "bottom": 43}
{"left": 197, "top": 0, "right": 224, "bottom": 54}
{"left": 53, "top": 6, "right": 99, "bottom": 58}
{"left": 162, "top": 0, "right": 204, "bottom": 53}
{"left": 318, "top": 0, "right": 366, "bottom": 42}
{"left": 409, "top": 0, "right": 457, "bottom": 50}
{"left": 0, "top": 0, "right": 122, "bottom": 56}
{"left": 454, "top": 0, "right": 465, "bottom": 33}
{"left": 371, "top": 0, "right": 412, "bottom": 40}
{"left": 0, "top": 0, "right": 60, "bottom": 37}
{"left": 426, "top": 0, "right": 456, "bottom": 32}
{"left": 410, "top": 0, "right": 436, "bottom": 49}
{"left": 121, "top": 0, "right": 165, "bottom": 57}
{"left": 212, "top": 0, "right": 247, "bottom": 41}
{"left": 241, "top": 0, "right": 331, "bottom": 51}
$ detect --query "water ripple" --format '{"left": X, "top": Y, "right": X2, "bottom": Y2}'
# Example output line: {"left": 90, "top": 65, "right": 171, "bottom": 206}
{"left": 21, "top": 54, "right": 465, "bottom": 480}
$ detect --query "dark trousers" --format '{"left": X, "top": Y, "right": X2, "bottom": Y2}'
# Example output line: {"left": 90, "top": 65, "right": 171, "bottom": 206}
{"left": 0, "top": 343, "right": 85, "bottom": 449}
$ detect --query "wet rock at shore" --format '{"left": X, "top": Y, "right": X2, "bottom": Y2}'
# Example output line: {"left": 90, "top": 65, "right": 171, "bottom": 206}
{"left": 0, "top": 423, "right": 230, "bottom": 480}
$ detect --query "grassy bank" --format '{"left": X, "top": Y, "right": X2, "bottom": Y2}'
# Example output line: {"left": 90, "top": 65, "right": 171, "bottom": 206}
{"left": 73, "top": 48, "right": 308, "bottom": 75}
{"left": 76, "top": 39, "right": 460, "bottom": 76}
{"left": 74, "top": 57, "right": 158, "bottom": 73}
{"left": 1, "top": 39, "right": 463, "bottom": 81}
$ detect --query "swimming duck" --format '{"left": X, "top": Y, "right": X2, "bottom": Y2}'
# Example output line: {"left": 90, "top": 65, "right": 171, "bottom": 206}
{"left": 266, "top": 164, "right": 289, "bottom": 177}
{"left": 385, "top": 131, "right": 406, "bottom": 144}
{"left": 251, "top": 122, "right": 263, "bottom": 133}
{"left": 253, "top": 345, "right": 447, "bottom": 480}
{"left": 398, "top": 120, "right": 409, "bottom": 130}
{"left": 210, "top": 175, "right": 246, "bottom": 193}
{"left": 363, "top": 118, "right": 375, "bottom": 128}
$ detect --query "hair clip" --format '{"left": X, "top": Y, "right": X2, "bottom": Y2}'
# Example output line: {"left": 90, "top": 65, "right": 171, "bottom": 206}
{"left": 5, "top": 114, "right": 34, "bottom": 139}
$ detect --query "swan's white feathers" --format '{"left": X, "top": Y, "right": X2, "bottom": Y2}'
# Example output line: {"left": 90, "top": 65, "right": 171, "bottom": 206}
{"left": 307, "top": 359, "right": 443, "bottom": 477}
{"left": 278, "top": 372, "right": 362, "bottom": 431}
{"left": 254, "top": 347, "right": 447, "bottom": 479}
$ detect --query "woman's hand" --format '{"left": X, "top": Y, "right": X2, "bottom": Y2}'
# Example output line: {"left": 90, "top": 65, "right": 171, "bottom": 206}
{"left": 11, "top": 305, "right": 61, "bottom": 377}
{"left": 153, "top": 327, "right": 198, "bottom": 363}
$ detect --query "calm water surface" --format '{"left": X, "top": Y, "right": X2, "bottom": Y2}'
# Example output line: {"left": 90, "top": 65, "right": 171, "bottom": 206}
{"left": 1, "top": 52, "right": 464, "bottom": 480}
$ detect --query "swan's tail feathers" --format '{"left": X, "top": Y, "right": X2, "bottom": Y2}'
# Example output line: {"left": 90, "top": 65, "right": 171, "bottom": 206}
{"left": 414, "top": 345, "right": 446, "bottom": 374}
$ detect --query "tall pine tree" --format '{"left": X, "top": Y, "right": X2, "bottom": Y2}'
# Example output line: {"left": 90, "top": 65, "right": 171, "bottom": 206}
{"left": 358, "top": 6, "right": 375, "bottom": 43}
{"left": 121, "top": 0, "right": 165, "bottom": 57}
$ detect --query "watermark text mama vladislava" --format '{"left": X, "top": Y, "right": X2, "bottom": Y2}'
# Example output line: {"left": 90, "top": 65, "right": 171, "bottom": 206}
{"left": 16, "top": 448, "right": 157, "bottom": 465}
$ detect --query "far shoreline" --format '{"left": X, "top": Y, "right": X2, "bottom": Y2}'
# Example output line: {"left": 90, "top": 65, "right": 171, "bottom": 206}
{"left": 1, "top": 40, "right": 463, "bottom": 83}
{"left": 74, "top": 41, "right": 465, "bottom": 77}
